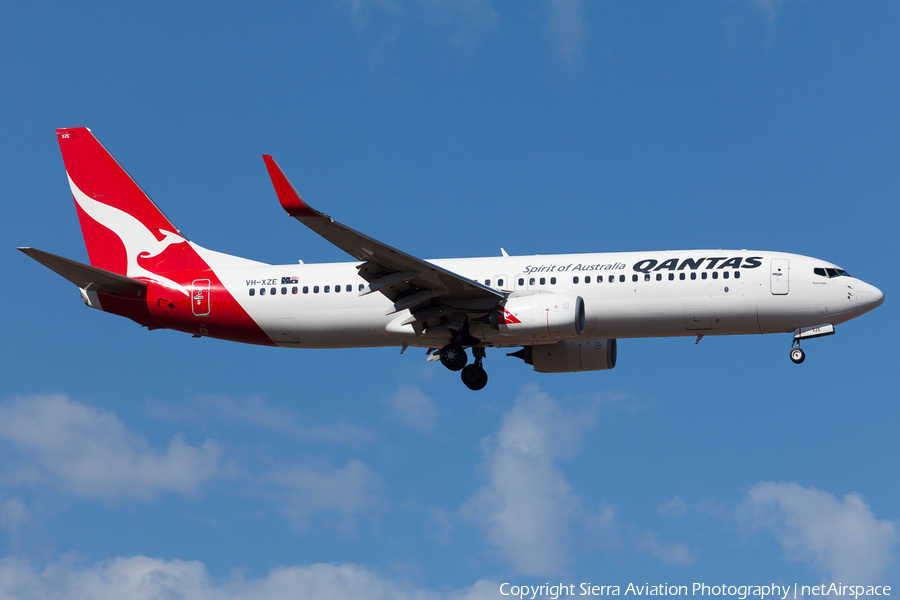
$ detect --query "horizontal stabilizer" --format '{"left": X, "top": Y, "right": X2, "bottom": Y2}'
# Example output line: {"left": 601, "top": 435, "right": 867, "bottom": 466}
{"left": 18, "top": 247, "right": 147, "bottom": 293}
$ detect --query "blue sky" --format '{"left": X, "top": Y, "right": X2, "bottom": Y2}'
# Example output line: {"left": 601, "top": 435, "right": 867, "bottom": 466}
{"left": 1, "top": 1, "right": 898, "bottom": 597}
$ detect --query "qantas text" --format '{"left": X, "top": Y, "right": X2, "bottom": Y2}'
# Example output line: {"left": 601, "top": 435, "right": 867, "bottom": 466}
{"left": 632, "top": 256, "right": 763, "bottom": 273}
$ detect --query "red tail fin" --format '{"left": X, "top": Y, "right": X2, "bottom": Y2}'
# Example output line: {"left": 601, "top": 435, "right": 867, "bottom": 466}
{"left": 57, "top": 128, "right": 200, "bottom": 284}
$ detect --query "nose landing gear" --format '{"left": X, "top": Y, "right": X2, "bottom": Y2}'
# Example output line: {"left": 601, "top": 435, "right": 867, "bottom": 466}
{"left": 790, "top": 338, "right": 805, "bottom": 364}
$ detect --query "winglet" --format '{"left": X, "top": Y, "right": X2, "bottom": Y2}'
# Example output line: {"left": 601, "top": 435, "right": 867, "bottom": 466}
{"left": 262, "top": 155, "right": 323, "bottom": 219}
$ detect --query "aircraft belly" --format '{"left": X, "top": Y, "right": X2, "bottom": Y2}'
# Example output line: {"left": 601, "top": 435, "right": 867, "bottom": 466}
{"left": 583, "top": 293, "right": 761, "bottom": 339}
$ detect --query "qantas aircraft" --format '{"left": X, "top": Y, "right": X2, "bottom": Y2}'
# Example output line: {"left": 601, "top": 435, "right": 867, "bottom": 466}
{"left": 20, "top": 128, "right": 884, "bottom": 390}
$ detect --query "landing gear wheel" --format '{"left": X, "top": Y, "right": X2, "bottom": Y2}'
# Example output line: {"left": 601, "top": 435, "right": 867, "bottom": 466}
{"left": 790, "top": 347, "right": 805, "bottom": 364}
{"left": 461, "top": 364, "right": 488, "bottom": 391}
{"left": 440, "top": 344, "right": 467, "bottom": 371}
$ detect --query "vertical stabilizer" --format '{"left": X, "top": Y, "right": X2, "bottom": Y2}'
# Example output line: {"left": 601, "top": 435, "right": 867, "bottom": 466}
{"left": 56, "top": 128, "right": 202, "bottom": 288}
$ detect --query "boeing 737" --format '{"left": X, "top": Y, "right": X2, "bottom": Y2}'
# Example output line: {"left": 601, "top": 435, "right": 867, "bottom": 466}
{"left": 20, "top": 128, "right": 884, "bottom": 390}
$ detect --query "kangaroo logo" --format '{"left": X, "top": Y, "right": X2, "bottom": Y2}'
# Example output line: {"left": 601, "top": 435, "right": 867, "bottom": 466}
{"left": 498, "top": 306, "right": 522, "bottom": 324}
{"left": 68, "top": 173, "right": 190, "bottom": 296}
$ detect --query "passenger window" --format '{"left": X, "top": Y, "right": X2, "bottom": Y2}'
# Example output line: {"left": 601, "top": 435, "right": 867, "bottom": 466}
{"left": 620, "top": 275, "right": 625, "bottom": 282}
{"left": 249, "top": 288, "right": 255, "bottom": 296}
{"left": 346, "top": 285, "right": 351, "bottom": 292}
{"left": 314, "top": 286, "right": 319, "bottom": 293}
{"left": 324, "top": 285, "right": 330, "bottom": 293}
{"left": 668, "top": 273, "right": 674, "bottom": 281}
{"left": 712, "top": 272, "right": 718, "bottom": 280}
{"left": 679, "top": 273, "right": 685, "bottom": 280}
{"left": 281, "top": 287, "right": 287, "bottom": 294}
{"left": 292, "top": 286, "right": 298, "bottom": 294}
{"left": 644, "top": 274, "right": 650, "bottom": 282}
{"left": 550, "top": 277, "right": 556, "bottom": 285}
{"left": 585, "top": 276, "right": 591, "bottom": 283}
{"left": 734, "top": 271, "right": 740, "bottom": 279}
{"left": 529, "top": 277, "right": 535, "bottom": 285}
{"left": 691, "top": 272, "right": 697, "bottom": 280}
{"left": 359, "top": 284, "right": 365, "bottom": 291}
{"left": 260, "top": 288, "right": 266, "bottom": 296}
{"left": 573, "top": 276, "right": 579, "bottom": 284}
{"left": 303, "top": 286, "right": 309, "bottom": 294}
{"left": 485, "top": 279, "right": 490, "bottom": 286}
{"left": 518, "top": 278, "right": 525, "bottom": 286}
{"left": 656, "top": 273, "right": 662, "bottom": 281}
{"left": 271, "top": 287, "right": 277, "bottom": 295}
{"left": 498, "top": 279, "right": 504, "bottom": 287}
{"left": 540, "top": 277, "right": 546, "bottom": 285}
{"left": 723, "top": 271, "right": 729, "bottom": 279}
{"left": 633, "top": 274, "right": 638, "bottom": 282}
{"left": 335, "top": 284, "right": 341, "bottom": 293}
{"left": 701, "top": 272, "right": 708, "bottom": 280}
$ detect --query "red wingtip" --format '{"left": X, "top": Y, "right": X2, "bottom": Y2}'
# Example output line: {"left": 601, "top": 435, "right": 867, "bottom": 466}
{"left": 262, "top": 155, "right": 320, "bottom": 218}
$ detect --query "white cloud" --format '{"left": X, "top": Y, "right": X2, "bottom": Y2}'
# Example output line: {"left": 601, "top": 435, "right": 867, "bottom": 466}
{"left": 344, "top": 0, "right": 499, "bottom": 51}
{"left": 548, "top": 0, "right": 586, "bottom": 64}
{"left": 750, "top": 0, "right": 782, "bottom": 22}
{"left": 640, "top": 531, "right": 696, "bottom": 566}
{"left": 0, "top": 497, "right": 30, "bottom": 533}
{"left": 387, "top": 385, "right": 438, "bottom": 432}
{"left": 346, "top": 0, "right": 402, "bottom": 29}
{"left": 268, "top": 460, "right": 383, "bottom": 532}
{"left": 739, "top": 481, "right": 898, "bottom": 582}
{"left": 420, "top": 0, "right": 499, "bottom": 49}
{"left": 461, "top": 384, "right": 600, "bottom": 575}
{"left": 145, "top": 394, "right": 375, "bottom": 445}
{"left": 0, "top": 555, "right": 503, "bottom": 600}
{"left": 0, "top": 394, "right": 222, "bottom": 502}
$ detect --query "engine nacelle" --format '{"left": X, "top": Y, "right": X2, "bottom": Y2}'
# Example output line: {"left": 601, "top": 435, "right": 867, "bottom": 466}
{"left": 492, "top": 293, "right": 585, "bottom": 341}
{"left": 514, "top": 339, "right": 617, "bottom": 373}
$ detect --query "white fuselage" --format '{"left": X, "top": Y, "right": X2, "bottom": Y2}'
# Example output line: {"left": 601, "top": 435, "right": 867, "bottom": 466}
{"left": 209, "top": 250, "right": 878, "bottom": 349}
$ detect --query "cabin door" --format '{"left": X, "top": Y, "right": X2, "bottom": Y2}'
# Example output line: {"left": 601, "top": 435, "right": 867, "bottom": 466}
{"left": 770, "top": 259, "right": 789, "bottom": 295}
{"left": 192, "top": 279, "right": 211, "bottom": 316}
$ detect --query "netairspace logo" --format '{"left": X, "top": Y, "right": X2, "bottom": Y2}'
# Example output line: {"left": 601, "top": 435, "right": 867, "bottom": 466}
{"left": 498, "top": 583, "right": 893, "bottom": 600}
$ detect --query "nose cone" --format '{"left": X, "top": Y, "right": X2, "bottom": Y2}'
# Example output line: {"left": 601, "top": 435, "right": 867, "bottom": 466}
{"left": 857, "top": 280, "right": 885, "bottom": 316}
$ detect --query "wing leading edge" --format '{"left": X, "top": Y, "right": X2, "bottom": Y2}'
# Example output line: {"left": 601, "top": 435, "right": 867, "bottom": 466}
{"left": 262, "top": 156, "right": 504, "bottom": 325}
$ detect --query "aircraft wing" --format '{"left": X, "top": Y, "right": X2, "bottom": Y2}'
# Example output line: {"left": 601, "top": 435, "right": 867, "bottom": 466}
{"left": 18, "top": 247, "right": 147, "bottom": 293}
{"left": 263, "top": 156, "right": 504, "bottom": 320}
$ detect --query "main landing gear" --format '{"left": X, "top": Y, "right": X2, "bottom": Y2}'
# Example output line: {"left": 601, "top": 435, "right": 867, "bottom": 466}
{"left": 461, "top": 347, "right": 488, "bottom": 391}
{"left": 438, "top": 343, "right": 488, "bottom": 390}
{"left": 439, "top": 343, "right": 467, "bottom": 371}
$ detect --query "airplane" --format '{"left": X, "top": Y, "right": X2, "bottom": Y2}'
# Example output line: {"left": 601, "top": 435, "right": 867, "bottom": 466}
{"left": 20, "top": 128, "right": 884, "bottom": 390}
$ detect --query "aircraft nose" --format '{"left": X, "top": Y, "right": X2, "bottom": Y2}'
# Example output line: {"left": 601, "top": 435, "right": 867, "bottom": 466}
{"left": 857, "top": 280, "right": 885, "bottom": 316}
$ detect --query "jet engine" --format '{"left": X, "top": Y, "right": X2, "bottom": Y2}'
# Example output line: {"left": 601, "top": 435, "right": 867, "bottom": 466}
{"left": 510, "top": 339, "right": 617, "bottom": 373}
{"left": 491, "top": 293, "right": 584, "bottom": 341}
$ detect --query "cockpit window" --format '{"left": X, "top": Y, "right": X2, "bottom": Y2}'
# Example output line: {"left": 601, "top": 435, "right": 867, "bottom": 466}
{"left": 818, "top": 267, "right": 851, "bottom": 278}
